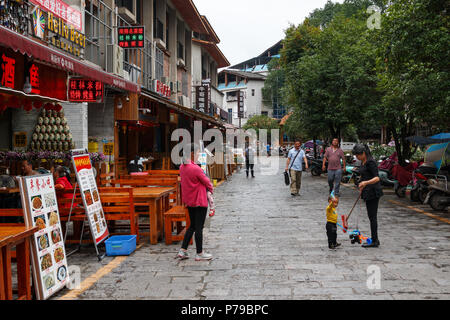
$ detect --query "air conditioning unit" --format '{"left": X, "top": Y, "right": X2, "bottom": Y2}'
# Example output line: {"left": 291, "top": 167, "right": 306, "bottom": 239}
{"left": 106, "top": 44, "right": 124, "bottom": 76}
{"left": 177, "top": 81, "right": 182, "bottom": 93}
{"left": 129, "top": 64, "right": 141, "bottom": 83}
{"left": 177, "top": 58, "right": 185, "bottom": 67}
{"left": 118, "top": 6, "right": 136, "bottom": 24}
{"left": 154, "top": 38, "right": 166, "bottom": 50}
{"left": 123, "top": 70, "right": 130, "bottom": 81}
{"left": 181, "top": 96, "right": 190, "bottom": 107}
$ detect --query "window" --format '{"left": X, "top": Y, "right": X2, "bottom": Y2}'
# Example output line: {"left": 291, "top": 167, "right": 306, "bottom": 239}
{"left": 261, "top": 111, "right": 268, "bottom": 116}
{"left": 252, "top": 89, "right": 255, "bottom": 96}
{"left": 228, "top": 108, "right": 233, "bottom": 123}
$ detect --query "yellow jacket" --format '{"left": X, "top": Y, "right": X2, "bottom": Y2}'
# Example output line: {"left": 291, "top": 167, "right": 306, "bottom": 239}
{"left": 326, "top": 203, "right": 338, "bottom": 224}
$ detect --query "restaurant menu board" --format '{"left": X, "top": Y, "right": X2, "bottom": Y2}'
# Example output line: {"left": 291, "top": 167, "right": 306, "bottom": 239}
{"left": 19, "top": 174, "right": 70, "bottom": 300}
{"left": 71, "top": 150, "right": 109, "bottom": 245}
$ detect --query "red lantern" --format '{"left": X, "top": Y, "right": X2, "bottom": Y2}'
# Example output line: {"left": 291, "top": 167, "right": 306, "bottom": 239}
{"left": 8, "top": 96, "right": 20, "bottom": 109}
{"left": 55, "top": 104, "right": 63, "bottom": 112}
{"left": 23, "top": 99, "right": 33, "bottom": 112}
{"left": 44, "top": 103, "right": 53, "bottom": 110}
{"left": 33, "top": 100, "right": 43, "bottom": 109}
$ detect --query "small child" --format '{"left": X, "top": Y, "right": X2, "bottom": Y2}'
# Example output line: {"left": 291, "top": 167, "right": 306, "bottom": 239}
{"left": 207, "top": 191, "right": 215, "bottom": 217}
{"left": 326, "top": 195, "right": 342, "bottom": 249}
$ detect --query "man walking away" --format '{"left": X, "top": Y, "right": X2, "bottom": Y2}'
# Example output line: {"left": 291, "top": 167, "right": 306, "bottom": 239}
{"left": 245, "top": 142, "right": 255, "bottom": 178}
{"left": 285, "top": 140, "right": 309, "bottom": 196}
{"left": 322, "top": 138, "right": 346, "bottom": 197}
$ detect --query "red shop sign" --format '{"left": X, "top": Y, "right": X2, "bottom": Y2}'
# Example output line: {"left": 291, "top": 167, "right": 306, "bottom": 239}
{"left": 68, "top": 79, "right": 103, "bottom": 102}
{"left": 0, "top": 47, "right": 67, "bottom": 101}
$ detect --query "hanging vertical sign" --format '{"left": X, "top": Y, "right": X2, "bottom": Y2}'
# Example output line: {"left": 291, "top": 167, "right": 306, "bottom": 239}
{"left": 19, "top": 174, "right": 70, "bottom": 300}
{"left": 237, "top": 90, "right": 244, "bottom": 118}
{"left": 71, "top": 149, "right": 109, "bottom": 248}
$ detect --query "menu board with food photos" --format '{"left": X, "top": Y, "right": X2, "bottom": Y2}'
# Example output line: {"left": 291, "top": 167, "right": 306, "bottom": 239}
{"left": 71, "top": 149, "right": 109, "bottom": 246}
{"left": 19, "top": 174, "right": 70, "bottom": 300}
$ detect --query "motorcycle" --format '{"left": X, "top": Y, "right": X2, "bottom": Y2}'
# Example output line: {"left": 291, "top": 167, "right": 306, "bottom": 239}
{"left": 424, "top": 177, "right": 450, "bottom": 211}
{"left": 378, "top": 153, "right": 398, "bottom": 187}
{"left": 408, "top": 165, "right": 438, "bottom": 203}
{"left": 310, "top": 158, "right": 326, "bottom": 176}
{"left": 341, "top": 165, "right": 361, "bottom": 186}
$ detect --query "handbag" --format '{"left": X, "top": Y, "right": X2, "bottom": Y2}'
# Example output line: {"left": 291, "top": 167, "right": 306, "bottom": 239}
{"left": 284, "top": 149, "right": 301, "bottom": 186}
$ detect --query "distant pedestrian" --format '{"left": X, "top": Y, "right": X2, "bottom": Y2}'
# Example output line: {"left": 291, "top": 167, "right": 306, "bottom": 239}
{"left": 352, "top": 144, "right": 383, "bottom": 248}
{"left": 322, "top": 138, "right": 346, "bottom": 197}
{"left": 285, "top": 140, "right": 309, "bottom": 196}
{"left": 177, "top": 143, "right": 214, "bottom": 261}
{"left": 326, "top": 194, "right": 341, "bottom": 249}
{"left": 245, "top": 142, "right": 255, "bottom": 178}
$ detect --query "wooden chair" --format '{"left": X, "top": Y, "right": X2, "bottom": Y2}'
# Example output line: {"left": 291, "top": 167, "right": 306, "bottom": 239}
{"left": 98, "top": 188, "right": 140, "bottom": 244}
{"left": 0, "top": 209, "right": 24, "bottom": 227}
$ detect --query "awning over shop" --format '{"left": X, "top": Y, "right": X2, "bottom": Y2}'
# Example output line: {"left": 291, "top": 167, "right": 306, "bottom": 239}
{"left": 117, "top": 120, "right": 159, "bottom": 129}
{"left": 0, "top": 26, "right": 140, "bottom": 93}
{"left": 140, "top": 90, "right": 225, "bottom": 128}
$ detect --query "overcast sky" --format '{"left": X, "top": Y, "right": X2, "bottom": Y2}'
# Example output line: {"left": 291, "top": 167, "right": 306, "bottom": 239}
{"left": 193, "top": 0, "right": 344, "bottom": 66}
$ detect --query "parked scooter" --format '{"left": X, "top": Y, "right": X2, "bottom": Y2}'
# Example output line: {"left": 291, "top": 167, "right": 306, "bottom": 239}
{"left": 408, "top": 165, "right": 437, "bottom": 203}
{"left": 310, "top": 158, "right": 326, "bottom": 176}
{"left": 424, "top": 178, "right": 450, "bottom": 211}
{"left": 341, "top": 165, "right": 361, "bottom": 186}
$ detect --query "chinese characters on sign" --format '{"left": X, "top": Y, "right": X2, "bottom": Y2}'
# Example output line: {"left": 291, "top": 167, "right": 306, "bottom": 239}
{"left": 29, "top": 64, "right": 40, "bottom": 94}
{"left": 154, "top": 80, "right": 171, "bottom": 98}
{"left": 238, "top": 90, "right": 244, "bottom": 118}
{"left": 118, "top": 26, "right": 145, "bottom": 48}
{"left": 19, "top": 174, "right": 70, "bottom": 300}
{"left": 196, "top": 85, "right": 210, "bottom": 113}
{"left": 1, "top": 54, "right": 15, "bottom": 89}
{"left": 29, "top": 0, "right": 83, "bottom": 31}
{"left": 68, "top": 79, "right": 103, "bottom": 102}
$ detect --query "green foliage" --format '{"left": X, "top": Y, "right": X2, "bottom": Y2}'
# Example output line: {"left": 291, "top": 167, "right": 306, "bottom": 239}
{"left": 261, "top": 58, "right": 285, "bottom": 108}
{"left": 377, "top": 0, "right": 450, "bottom": 164}
{"left": 275, "top": 0, "right": 449, "bottom": 165}
{"left": 242, "top": 115, "right": 280, "bottom": 134}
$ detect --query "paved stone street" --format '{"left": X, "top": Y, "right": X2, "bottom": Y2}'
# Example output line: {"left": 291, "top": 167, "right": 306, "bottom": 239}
{"left": 54, "top": 157, "right": 450, "bottom": 300}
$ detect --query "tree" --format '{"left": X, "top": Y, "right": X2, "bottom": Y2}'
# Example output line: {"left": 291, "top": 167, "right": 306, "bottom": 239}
{"left": 242, "top": 115, "right": 280, "bottom": 135}
{"left": 281, "top": 13, "right": 381, "bottom": 141}
{"left": 377, "top": 0, "right": 450, "bottom": 165}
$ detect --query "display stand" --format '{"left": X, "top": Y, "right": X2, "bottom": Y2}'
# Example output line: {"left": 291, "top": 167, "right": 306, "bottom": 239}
{"left": 70, "top": 149, "right": 109, "bottom": 261}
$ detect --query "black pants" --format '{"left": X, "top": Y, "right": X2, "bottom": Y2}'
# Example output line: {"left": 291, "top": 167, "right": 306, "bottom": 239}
{"left": 246, "top": 161, "right": 254, "bottom": 177}
{"left": 326, "top": 222, "right": 337, "bottom": 246}
{"left": 365, "top": 197, "right": 379, "bottom": 242}
{"left": 181, "top": 207, "right": 207, "bottom": 254}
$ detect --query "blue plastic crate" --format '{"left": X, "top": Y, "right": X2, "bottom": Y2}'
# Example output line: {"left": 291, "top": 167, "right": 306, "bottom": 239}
{"left": 105, "top": 235, "right": 137, "bottom": 256}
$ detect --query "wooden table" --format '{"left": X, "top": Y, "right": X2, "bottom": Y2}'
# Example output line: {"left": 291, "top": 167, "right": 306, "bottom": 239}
{"left": 101, "top": 187, "right": 175, "bottom": 245}
{"left": 0, "top": 226, "right": 38, "bottom": 300}
{"left": 0, "top": 188, "right": 20, "bottom": 194}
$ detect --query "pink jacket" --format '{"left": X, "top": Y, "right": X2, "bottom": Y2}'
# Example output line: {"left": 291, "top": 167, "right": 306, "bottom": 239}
{"left": 180, "top": 161, "right": 213, "bottom": 208}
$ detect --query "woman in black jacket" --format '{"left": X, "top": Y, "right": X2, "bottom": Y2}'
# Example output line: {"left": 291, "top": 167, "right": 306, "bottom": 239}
{"left": 352, "top": 144, "right": 383, "bottom": 248}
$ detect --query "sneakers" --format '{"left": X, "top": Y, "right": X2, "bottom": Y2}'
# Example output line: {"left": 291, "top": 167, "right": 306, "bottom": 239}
{"left": 176, "top": 249, "right": 189, "bottom": 260}
{"left": 329, "top": 243, "right": 341, "bottom": 249}
{"left": 362, "top": 240, "right": 380, "bottom": 248}
{"left": 195, "top": 252, "right": 213, "bottom": 261}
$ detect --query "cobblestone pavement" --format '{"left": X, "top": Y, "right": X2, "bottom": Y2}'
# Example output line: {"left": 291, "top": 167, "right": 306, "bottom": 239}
{"left": 53, "top": 157, "right": 450, "bottom": 300}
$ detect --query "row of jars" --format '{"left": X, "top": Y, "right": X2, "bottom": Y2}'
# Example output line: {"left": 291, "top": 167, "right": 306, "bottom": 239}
{"left": 30, "top": 140, "right": 75, "bottom": 152}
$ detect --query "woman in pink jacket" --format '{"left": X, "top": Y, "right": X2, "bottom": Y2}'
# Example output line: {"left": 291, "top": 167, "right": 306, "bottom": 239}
{"left": 177, "top": 143, "right": 214, "bottom": 261}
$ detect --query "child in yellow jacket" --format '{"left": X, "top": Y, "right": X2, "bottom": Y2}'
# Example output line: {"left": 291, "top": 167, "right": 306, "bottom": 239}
{"left": 326, "top": 196, "right": 342, "bottom": 249}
